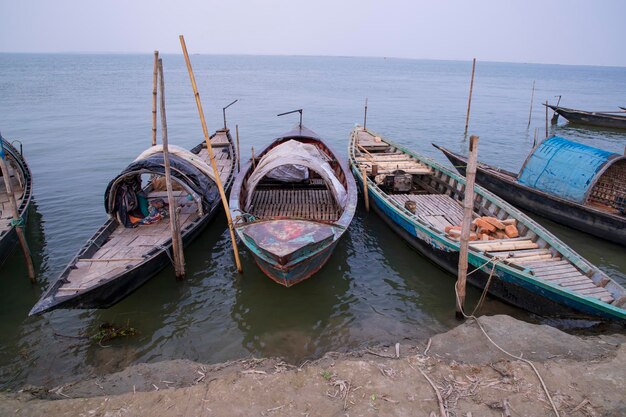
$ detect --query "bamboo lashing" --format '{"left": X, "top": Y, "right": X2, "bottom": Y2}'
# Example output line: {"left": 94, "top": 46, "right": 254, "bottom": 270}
{"left": 0, "top": 137, "right": 35, "bottom": 281}
{"left": 179, "top": 35, "right": 242, "bottom": 273}
{"left": 464, "top": 58, "right": 476, "bottom": 135}
{"left": 158, "top": 58, "right": 186, "bottom": 279}
{"left": 456, "top": 135, "right": 479, "bottom": 319}
{"left": 151, "top": 51, "right": 158, "bottom": 146}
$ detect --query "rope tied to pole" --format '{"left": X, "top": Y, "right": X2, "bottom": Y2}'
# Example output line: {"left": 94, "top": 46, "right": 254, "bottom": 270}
{"left": 10, "top": 217, "right": 25, "bottom": 228}
{"left": 454, "top": 254, "right": 561, "bottom": 417}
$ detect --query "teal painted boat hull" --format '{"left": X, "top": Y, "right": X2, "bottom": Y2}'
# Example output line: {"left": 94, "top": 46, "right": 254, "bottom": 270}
{"left": 350, "top": 127, "right": 626, "bottom": 322}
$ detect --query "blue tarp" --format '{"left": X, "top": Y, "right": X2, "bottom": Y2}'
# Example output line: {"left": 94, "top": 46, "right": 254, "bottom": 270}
{"left": 518, "top": 136, "right": 618, "bottom": 204}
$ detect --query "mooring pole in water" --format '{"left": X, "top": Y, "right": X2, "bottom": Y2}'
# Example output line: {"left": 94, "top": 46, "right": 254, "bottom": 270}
{"left": 235, "top": 124, "right": 241, "bottom": 173}
{"left": 456, "top": 135, "right": 479, "bottom": 319}
{"left": 464, "top": 58, "right": 476, "bottom": 135}
{"left": 546, "top": 100, "right": 548, "bottom": 139}
{"left": 151, "top": 51, "right": 159, "bottom": 146}
{"left": 157, "top": 59, "right": 186, "bottom": 279}
{"left": 533, "top": 127, "right": 538, "bottom": 147}
{"left": 361, "top": 167, "right": 370, "bottom": 212}
{"left": 527, "top": 80, "right": 535, "bottom": 127}
{"left": 363, "top": 97, "right": 368, "bottom": 130}
{"left": 0, "top": 135, "right": 35, "bottom": 281}
{"left": 179, "top": 35, "right": 243, "bottom": 273}
{"left": 251, "top": 146, "right": 256, "bottom": 170}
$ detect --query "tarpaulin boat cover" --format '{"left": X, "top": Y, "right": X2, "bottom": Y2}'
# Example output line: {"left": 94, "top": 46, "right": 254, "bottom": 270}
{"left": 517, "top": 136, "right": 620, "bottom": 204}
{"left": 104, "top": 151, "right": 219, "bottom": 213}
{"left": 244, "top": 139, "right": 347, "bottom": 211}
{"left": 134, "top": 145, "right": 216, "bottom": 183}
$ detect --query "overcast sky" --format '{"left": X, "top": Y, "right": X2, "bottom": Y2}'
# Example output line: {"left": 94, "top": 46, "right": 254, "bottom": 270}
{"left": 1, "top": 0, "right": 624, "bottom": 66}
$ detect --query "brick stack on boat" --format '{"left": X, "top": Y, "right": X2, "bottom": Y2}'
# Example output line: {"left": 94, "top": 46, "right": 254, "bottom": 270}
{"left": 444, "top": 216, "right": 519, "bottom": 241}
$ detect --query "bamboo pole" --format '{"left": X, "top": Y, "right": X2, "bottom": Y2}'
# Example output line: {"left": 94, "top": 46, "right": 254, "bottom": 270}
{"left": 361, "top": 167, "right": 369, "bottom": 212}
{"left": 157, "top": 59, "right": 185, "bottom": 279}
{"left": 464, "top": 58, "right": 476, "bottom": 135}
{"left": 363, "top": 97, "right": 368, "bottom": 130}
{"left": 456, "top": 135, "right": 479, "bottom": 319}
{"left": 0, "top": 138, "right": 35, "bottom": 281}
{"left": 179, "top": 35, "right": 242, "bottom": 273}
{"left": 151, "top": 51, "right": 159, "bottom": 146}
{"left": 235, "top": 124, "right": 240, "bottom": 173}
{"left": 546, "top": 100, "right": 548, "bottom": 139}
{"left": 527, "top": 80, "right": 535, "bottom": 127}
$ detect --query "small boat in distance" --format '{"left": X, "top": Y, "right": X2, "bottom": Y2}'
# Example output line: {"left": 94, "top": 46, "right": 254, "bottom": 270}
{"left": 547, "top": 104, "right": 626, "bottom": 129}
{"left": 30, "top": 129, "right": 236, "bottom": 315}
{"left": 229, "top": 116, "right": 356, "bottom": 286}
{"left": 350, "top": 126, "right": 626, "bottom": 321}
{"left": 435, "top": 136, "right": 626, "bottom": 246}
{"left": 0, "top": 136, "right": 33, "bottom": 268}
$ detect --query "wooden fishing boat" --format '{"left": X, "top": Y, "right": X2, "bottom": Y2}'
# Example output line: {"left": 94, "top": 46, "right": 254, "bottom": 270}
{"left": 547, "top": 104, "right": 626, "bottom": 129}
{"left": 350, "top": 126, "right": 626, "bottom": 321}
{"left": 435, "top": 136, "right": 626, "bottom": 246}
{"left": 0, "top": 137, "right": 33, "bottom": 267}
{"left": 229, "top": 124, "right": 357, "bottom": 286}
{"left": 30, "top": 129, "right": 236, "bottom": 315}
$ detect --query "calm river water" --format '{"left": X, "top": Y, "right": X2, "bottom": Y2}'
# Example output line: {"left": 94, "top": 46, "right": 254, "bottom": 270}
{"left": 0, "top": 54, "right": 624, "bottom": 389}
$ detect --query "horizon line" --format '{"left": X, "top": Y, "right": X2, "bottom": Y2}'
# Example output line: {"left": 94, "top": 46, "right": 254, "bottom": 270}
{"left": 0, "top": 51, "right": 624, "bottom": 69}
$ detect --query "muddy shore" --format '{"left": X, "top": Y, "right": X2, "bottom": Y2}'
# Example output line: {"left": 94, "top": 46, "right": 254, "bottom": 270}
{"left": 2, "top": 315, "right": 625, "bottom": 416}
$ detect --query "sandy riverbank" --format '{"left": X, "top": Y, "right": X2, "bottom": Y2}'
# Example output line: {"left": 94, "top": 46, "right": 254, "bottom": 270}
{"left": 2, "top": 315, "right": 625, "bottom": 416}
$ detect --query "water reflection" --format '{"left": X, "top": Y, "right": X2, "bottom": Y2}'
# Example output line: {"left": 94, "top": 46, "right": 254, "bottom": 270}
{"left": 232, "top": 226, "right": 352, "bottom": 363}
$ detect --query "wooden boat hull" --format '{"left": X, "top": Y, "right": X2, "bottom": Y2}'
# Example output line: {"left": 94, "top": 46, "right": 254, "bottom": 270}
{"left": 230, "top": 125, "right": 357, "bottom": 287}
{"left": 549, "top": 105, "right": 626, "bottom": 129}
{"left": 248, "top": 236, "right": 338, "bottom": 287}
{"left": 0, "top": 140, "right": 33, "bottom": 268}
{"left": 359, "top": 172, "right": 616, "bottom": 319}
{"left": 30, "top": 132, "right": 236, "bottom": 315}
{"left": 350, "top": 127, "right": 626, "bottom": 321}
{"left": 30, "top": 206, "right": 220, "bottom": 313}
{"left": 437, "top": 146, "right": 626, "bottom": 246}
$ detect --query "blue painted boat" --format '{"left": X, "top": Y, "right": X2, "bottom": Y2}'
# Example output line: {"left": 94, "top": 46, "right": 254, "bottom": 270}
{"left": 230, "top": 124, "right": 357, "bottom": 286}
{"left": 350, "top": 127, "right": 626, "bottom": 321}
{"left": 436, "top": 136, "right": 626, "bottom": 246}
{"left": 0, "top": 135, "right": 33, "bottom": 268}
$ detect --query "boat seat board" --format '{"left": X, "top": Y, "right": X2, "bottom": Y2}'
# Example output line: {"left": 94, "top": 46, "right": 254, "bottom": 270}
{"left": 248, "top": 188, "right": 342, "bottom": 222}
{"left": 356, "top": 130, "right": 390, "bottom": 151}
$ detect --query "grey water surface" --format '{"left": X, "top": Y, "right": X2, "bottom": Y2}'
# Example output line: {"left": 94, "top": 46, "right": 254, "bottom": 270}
{"left": 0, "top": 53, "right": 624, "bottom": 389}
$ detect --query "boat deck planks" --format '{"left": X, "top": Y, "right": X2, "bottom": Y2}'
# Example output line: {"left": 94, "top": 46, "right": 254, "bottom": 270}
{"left": 479, "top": 246, "right": 616, "bottom": 303}
{"left": 249, "top": 188, "right": 341, "bottom": 222}
{"left": 389, "top": 193, "right": 465, "bottom": 231}
{"left": 0, "top": 167, "right": 25, "bottom": 233}
{"left": 56, "top": 134, "right": 231, "bottom": 294}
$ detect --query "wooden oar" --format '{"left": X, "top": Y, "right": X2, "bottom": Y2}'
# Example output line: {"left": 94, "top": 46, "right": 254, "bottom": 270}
{"left": 179, "top": 35, "right": 242, "bottom": 273}
{"left": 0, "top": 136, "right": 35, "bottom": 281}
{"left": 158, "top": 58, "right": 186, "bottom": 279}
